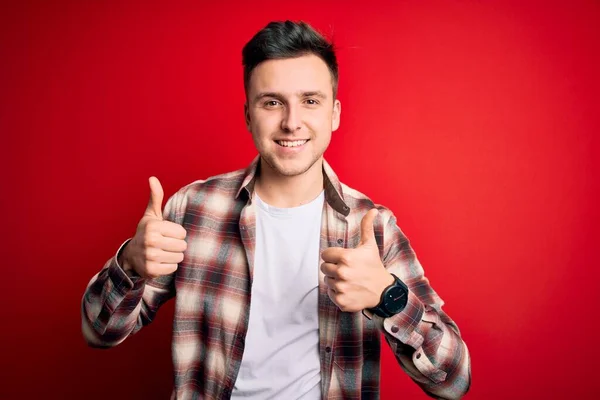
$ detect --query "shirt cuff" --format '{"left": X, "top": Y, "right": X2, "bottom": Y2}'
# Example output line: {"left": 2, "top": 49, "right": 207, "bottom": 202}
{"left": 363, "top": 291, "right": 425, "bottom": 349}
{"left": 114, "top": 238, "right": 132, "bottom": 270}
{"left": 109, "top": 238, "right": 143, "bottom": 293}
{"left": 382, "top": 291, "right": 425, "bottom": 348}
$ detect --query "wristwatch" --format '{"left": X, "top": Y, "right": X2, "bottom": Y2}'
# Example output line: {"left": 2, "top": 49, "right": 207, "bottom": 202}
{"left": 368, "top": 274, "right": 409, "bottom": 318}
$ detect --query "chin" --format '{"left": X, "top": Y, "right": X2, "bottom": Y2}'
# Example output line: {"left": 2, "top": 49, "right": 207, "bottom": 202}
{"left": 276, "top": 167, "right": 310, "bottom": 177}
{"left": 273, "top": 162, "right": 311, "bottom": 177}
{"left": 263, "top": 154, "right": 320, "bottom": 177}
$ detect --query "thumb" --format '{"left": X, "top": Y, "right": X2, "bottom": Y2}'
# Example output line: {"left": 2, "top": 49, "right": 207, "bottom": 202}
{"left": 359, "top": 208, "right": 379, "bottom": 247}
{"left": 145, "top": 176, "right": 164, "bottom": 219}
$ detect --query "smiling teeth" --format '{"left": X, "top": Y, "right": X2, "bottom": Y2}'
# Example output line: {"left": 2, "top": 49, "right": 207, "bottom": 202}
{"left": 277, "top": 140, "right": 308, "bottom": 147}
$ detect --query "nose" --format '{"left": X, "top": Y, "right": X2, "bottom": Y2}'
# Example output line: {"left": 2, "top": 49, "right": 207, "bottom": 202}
{"left": 281, "top": 104, "right": 301, "bottom": 132}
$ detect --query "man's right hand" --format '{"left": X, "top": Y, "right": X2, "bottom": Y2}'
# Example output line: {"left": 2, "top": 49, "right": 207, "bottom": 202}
{"left": 119, "top": 177, "right": 187, "bottom": 279}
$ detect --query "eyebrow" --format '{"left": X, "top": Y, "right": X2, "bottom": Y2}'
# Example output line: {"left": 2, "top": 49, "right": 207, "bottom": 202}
{"left": 253, "top": 90, "right": 328, "bottom": 104}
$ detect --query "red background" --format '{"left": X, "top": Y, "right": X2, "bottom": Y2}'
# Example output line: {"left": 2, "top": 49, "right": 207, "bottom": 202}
{"left": 1, "top": 1, "right": 598, "bottom": 399}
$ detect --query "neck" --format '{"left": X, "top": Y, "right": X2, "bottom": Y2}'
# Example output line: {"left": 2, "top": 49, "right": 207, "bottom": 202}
{"left": 254, "top": 158, "right": 324, "bottom": 208}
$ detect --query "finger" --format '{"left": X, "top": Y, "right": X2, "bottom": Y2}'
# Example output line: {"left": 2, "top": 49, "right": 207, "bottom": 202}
{"left": 157, "top": 237, "right": 187, "bottom": 253}
{"left": 320, "top": 262, "right": 338, "bottom": 277}
{"left": 327, "top": 288, "right": 340, "bottom": 308}
{"left": 324, "top": 275, "right": 336, "bottom": 288}
{"left": 156, "top": 250, "right": 183, "bottom": 264}
{"left": 159, "top": 263, "right": 179, "bottom": 273}
{"left": 158, "top": 221, "right": 187, "bottom": 240}
{"left": 146, "top": 262, "right": 178, "bottom": 277}
{"left": 146, "top": 176, "right": 164, "bottom": 219}
{"left": 321, "top": 247, "right": 345, "bottom": 263}
{"left": 148, "top": 250, "right": 184, "bottom": 264}
{"left": 359, "top": 208, "right": 379, "bottom": 246}
{"left": 325, "top": 276, "right": 347, "bottom": 294}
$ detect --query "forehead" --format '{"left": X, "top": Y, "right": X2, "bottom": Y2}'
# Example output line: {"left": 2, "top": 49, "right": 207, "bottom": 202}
{"left": 248, "top": 54, "right": 333, "bottom": 96}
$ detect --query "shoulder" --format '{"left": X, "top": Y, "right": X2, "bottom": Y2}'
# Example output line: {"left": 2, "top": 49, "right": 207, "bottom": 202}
{"left": 164, "top": 166, "right": 248, "bottom": 219}
{"left": 340, "top": 182, "right": 396, "bottom": 227}
{"left": 178, "top": 167, "right": 247, "bottom": 198}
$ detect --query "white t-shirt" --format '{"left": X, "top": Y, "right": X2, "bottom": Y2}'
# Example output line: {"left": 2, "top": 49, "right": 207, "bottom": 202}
{"left": 231, "top": 190, "right": 324, "bottom": 400}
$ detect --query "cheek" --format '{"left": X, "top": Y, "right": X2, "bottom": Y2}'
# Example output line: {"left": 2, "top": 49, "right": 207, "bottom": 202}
{"left": 307, "top": 112, "right": 333, "bottom": 133}
{"left": 251, "top": 112, "right": 280, "bottom": 135}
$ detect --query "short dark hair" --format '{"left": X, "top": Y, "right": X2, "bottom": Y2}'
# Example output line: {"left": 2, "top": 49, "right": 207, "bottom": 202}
{"left": 242, "top": 20, "right": 338, "bottom": 98}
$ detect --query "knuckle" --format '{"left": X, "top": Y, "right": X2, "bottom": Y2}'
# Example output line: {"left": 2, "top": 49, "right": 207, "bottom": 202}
{"left": 145, "top": 248, "right": 159, "bottom": 261}
{"left": 143, "top": 234, "right": 157, "bottom": 249}
{"left": 336, "top": 267, "right": 349, "bottom": 281}
{"left": 339, "top": 253, "right": 352, "bottom": 266}
{"left": 144, "top": 219, "right": 157, "bottom": 232}
{"left": 320, "top": 262, "right": 326, "bottom": 272}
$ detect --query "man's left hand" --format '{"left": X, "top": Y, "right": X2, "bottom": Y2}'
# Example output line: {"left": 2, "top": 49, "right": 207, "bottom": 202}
{"left": 321, "top": 208, "right": 395, "bottom": 313}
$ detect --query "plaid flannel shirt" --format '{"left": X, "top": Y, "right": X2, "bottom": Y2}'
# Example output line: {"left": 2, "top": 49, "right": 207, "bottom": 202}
{"left": 82, "top": 156, "right": 471, "bottom": 399}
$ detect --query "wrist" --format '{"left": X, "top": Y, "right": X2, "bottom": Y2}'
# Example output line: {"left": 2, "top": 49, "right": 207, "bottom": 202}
{"left": 368, "top": 272, "right": 395, "bottom": 309}
{"left": 367, "top": 273, "right": 409, "bottom": 318}
{"left": 118, "top": 241, "right": 134, "bottom": 273}
{"left": 376, "top": 272, "right": 395, "bottom": 302}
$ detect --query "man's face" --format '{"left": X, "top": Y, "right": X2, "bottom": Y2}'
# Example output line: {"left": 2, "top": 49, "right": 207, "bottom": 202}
{"left": 245, "top": 54, "right": 341, "bottom": 177}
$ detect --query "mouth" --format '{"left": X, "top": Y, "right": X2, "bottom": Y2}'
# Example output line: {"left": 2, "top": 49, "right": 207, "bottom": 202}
{"left": 275, "top": 139, "right": 309, "bottom": 148}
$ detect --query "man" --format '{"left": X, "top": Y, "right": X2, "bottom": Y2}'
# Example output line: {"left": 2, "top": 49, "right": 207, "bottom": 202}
{"left": 82, "top": 20, "right": 471, "bottom": 399}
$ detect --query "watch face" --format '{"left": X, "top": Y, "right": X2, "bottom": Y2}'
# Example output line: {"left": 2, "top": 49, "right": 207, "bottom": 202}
{"left": 384, "top": 286, "right": 408, "bottom": 314}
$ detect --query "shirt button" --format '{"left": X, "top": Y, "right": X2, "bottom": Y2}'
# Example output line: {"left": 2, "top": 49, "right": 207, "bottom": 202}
{"left": 391, "top": 326, "right": 399, "bottom": 333}
{"left": 337, "top": 239, "right": 343, "bottom": 245}
{"left": 416, "top": 352, "right": 422, "bottom": 359}
{"left": 325, "top": 346, "right": 332, "bottom": 353}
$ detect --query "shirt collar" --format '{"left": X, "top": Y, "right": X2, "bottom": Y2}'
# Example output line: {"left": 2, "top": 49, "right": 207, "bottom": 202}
{"left": 235, "top": 155, "right": 350, "bottom": 217}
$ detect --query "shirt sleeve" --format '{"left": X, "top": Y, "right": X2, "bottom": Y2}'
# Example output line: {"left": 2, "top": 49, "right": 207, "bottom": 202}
{"left": 366, "top": 209, "right": 471, "bottom": 399}
{"left": 81, "top": 187, "right": 187, "bottom": 348}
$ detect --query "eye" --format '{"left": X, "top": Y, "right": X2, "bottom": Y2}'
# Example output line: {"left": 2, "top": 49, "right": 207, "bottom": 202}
{"left": 264, "top": 100, "right": 281, "bottom": 108}
{"left": 305, "top": 99, "right": 319, "bottom": 105}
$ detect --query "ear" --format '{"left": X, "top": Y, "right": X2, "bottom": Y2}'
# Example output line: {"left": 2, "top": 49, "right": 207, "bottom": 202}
{"left": 244, "top": 103, "right": 251, "bottom": 131}
{"left": 331, "top": 99, "right": 341, "bottom": 132}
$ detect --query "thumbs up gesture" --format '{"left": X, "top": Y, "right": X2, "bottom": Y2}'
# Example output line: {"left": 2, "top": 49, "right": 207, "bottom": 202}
{"left": 120, "top": 177, "right": 188, "bottom": 279}
{"left": 320, "top": 209, "right": 395, "bottom": 312}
